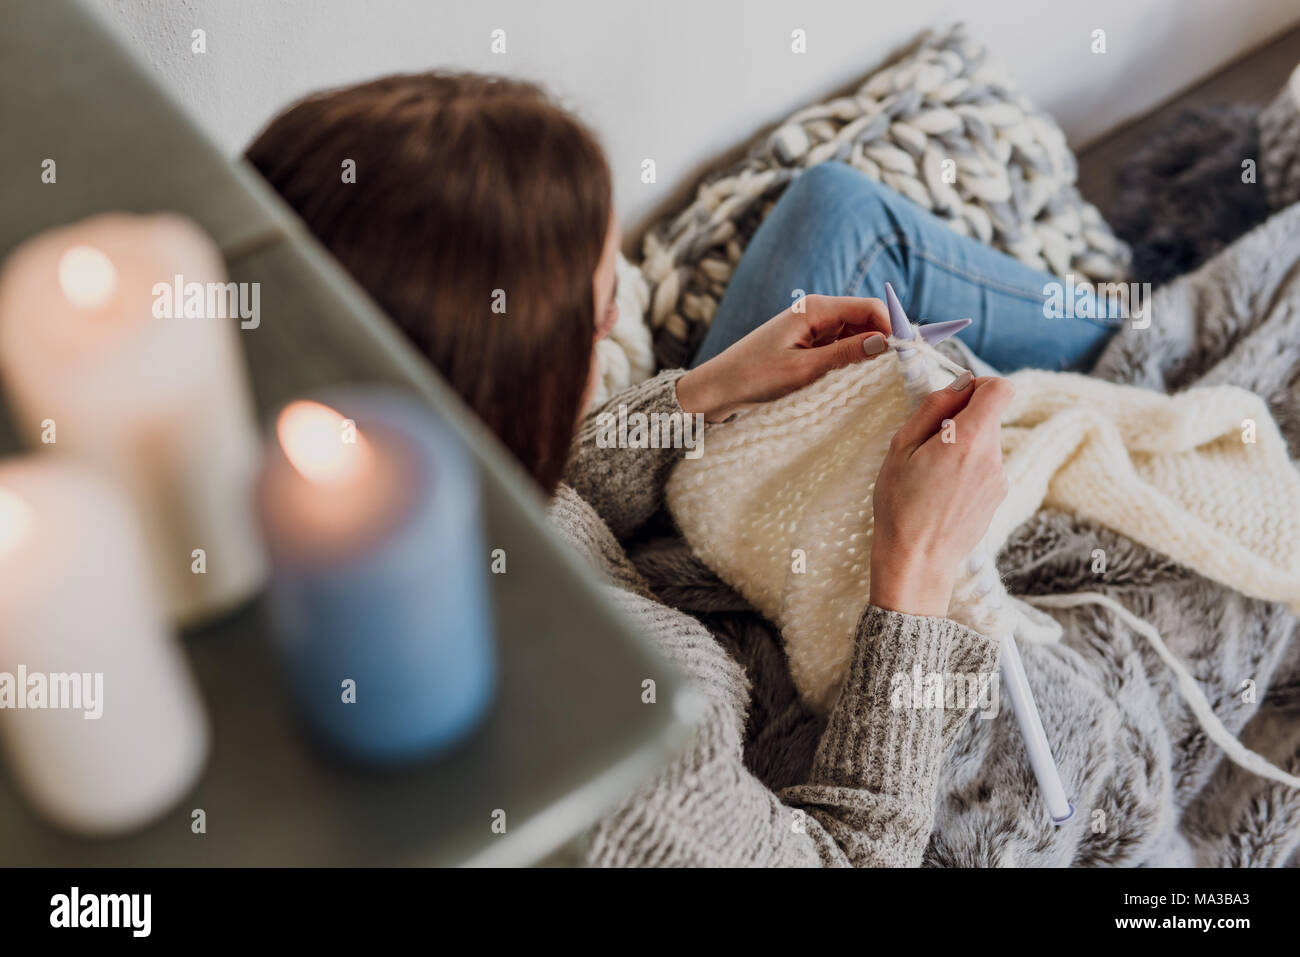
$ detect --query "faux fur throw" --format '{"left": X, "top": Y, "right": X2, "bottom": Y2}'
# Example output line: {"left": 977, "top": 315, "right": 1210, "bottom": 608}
{"left": 666, "top": 329, "right": 1300, "bottom": 785}
{"left": 1260, "top": 63, "right": 1300, "bottom": 212}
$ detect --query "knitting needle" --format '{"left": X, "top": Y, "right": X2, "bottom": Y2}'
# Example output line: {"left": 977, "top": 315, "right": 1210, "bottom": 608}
{"left": 883, "top": 282, "right": 1075, "bottom": 826}
{"left": 917, "top": 318, "right": 972, "bottom": 344}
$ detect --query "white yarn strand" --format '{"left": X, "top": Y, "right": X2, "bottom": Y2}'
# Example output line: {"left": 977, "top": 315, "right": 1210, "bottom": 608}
{"left": 1027, "top": 591, "right": 1300, "bottom": 791}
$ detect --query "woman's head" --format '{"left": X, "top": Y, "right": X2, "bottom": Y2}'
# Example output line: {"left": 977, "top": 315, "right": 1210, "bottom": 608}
{"left": 246, "top": 72, "right": 615, "bottom": 495}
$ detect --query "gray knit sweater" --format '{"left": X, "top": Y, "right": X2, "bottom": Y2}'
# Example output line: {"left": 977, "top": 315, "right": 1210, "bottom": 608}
{"left": 554, "top": 369, "right": 1000, "bottom": 866}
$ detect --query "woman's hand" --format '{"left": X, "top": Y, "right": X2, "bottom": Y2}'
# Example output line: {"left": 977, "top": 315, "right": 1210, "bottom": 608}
{"left": 675, "top": 295, "right": 891, "bottom": 421}
{"left": 869, "top": 374, "right": 1015, "bottom": 618}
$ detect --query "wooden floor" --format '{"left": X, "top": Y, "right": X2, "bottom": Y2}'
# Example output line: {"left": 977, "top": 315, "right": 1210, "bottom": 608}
{"left": 1077, "top": 25, "right": 1300, "bottom": 219}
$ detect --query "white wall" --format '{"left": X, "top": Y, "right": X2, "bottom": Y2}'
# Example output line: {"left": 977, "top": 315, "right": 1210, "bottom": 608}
{"left": 89, "top": 0, "right": 1300, "bottom": 238}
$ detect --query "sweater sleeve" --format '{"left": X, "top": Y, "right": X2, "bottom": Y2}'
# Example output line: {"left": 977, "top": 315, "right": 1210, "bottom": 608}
{"left": 564, "top": 369, "right": 699, "bottom": 540}
{"left": 579, "top": 538, "right": 1001, "bottom": 868}
{"left": 778, "top": 606, "right": 1000, "bottom": 866}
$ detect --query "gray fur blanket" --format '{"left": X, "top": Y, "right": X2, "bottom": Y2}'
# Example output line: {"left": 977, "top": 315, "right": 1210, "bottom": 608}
{"left": 934, "top": 201, "right": 1300, "bottom": 867}
{"left": 632, "top": 202, "right": 1300, "bottom": 867}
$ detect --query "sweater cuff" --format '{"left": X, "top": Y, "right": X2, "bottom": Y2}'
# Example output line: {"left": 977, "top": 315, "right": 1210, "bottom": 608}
{"left": 813, "top": 605, "right": 1000, "bottom": 802}
{"left": 566, "top": 369, "right": 705, "bottom": 540}
{"left": 573, "top": 368, "right": 692, "bottom": 442}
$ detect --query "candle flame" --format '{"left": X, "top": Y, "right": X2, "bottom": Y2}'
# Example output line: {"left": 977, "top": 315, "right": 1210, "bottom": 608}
{"left": 57, "top": 245, "right": 118, "bottom": 310}
{"left": 0, "top": 486, "right": 33, "bottom": 558}
{"left": 277, "top": 400, "right": 372, "bottom": 486}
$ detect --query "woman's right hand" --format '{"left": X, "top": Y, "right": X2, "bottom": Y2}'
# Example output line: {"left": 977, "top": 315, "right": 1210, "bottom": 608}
{"left": 869, "top": 373, "right": 1015, "bottom": 618}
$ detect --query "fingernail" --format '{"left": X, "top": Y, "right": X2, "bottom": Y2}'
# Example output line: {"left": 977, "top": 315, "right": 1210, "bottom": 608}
{"left": 948, "top": 370, "right": 973, "bottom": 392}
{"left": 863, "top": 334, "right": 887, "bottom": 356}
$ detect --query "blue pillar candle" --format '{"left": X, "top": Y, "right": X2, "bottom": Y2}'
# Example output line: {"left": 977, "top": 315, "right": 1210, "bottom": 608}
{"left": 256, "top": 389, "right": 495, "bottom": 762}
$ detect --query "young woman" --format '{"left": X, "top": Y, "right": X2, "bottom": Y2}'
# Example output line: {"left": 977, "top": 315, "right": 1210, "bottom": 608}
{"left": 246, "top": 73, "right": 1209, "bottom": 867}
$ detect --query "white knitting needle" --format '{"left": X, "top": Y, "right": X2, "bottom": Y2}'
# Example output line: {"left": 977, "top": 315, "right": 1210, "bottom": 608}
{"left": 884, "top": 283, "right": 1075, "bottom": 826}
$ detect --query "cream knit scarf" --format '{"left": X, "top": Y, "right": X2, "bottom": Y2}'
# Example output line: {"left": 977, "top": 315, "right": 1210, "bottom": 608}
{"left": 666, "top": 337, "right": 1300, "bottom": 788}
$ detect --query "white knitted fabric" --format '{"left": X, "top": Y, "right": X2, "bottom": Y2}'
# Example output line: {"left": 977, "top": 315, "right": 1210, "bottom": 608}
{"left": 667, "top": 339, "right": 995, "bottom": 712}
{"left": 586, "top": 253, "right": 656, "bottom": 410}
{"left": 666, "top": 341, "right": 1300, "bottom": 718}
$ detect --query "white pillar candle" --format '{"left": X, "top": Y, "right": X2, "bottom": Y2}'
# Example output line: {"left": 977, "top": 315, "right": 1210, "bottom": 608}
{"left": 0, "top": 212, "right": 267, "bottom": 624}
{"left": 0, "top": 457, "right": 209, "bottom": 835}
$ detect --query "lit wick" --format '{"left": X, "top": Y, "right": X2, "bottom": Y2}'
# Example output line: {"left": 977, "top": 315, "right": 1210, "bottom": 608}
{"left": 56, "top": 245, "right": 117, "bottom": 310}
{"left": 0, "top": 485, "right": 33, "bottom": 559}
{"left": 276, "top": 400, "right": 373, "bottom": 486}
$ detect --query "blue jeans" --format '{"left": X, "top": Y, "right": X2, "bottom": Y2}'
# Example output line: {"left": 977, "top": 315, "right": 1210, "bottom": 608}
{"left": 689, "top": 162, "right": 1123, "bottom": 373}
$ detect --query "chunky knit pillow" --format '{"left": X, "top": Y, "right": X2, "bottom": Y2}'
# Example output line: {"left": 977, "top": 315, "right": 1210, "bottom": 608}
{"left": 639, "top": 23, "right": 1131, "bottom": 367}
{"left": 586, "top": 253, "right": 656, "bottom": 410}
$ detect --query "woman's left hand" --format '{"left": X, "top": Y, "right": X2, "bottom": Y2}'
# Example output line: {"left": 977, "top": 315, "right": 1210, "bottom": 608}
{"left": 675, "top": 295, "right": 891, "bottom": 422}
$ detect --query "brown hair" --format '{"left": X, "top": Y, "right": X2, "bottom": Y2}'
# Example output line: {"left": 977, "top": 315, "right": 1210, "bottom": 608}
{"left": 246, "top": 72, "right": 612, "bottom": 494}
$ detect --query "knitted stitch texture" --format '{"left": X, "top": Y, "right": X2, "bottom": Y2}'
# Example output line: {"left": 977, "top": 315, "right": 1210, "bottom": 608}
{"left": 666, "top": 340, "right": 1300, "bottom": 713}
